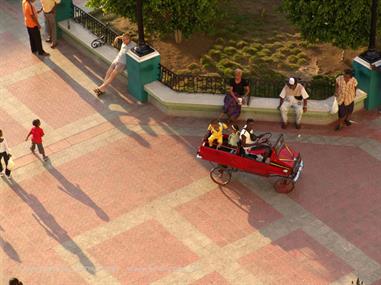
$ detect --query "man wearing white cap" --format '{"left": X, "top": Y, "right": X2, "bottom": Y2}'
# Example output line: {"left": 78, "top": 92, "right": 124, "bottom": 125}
{"left": 278, "top": 77, "right": 309, "bottom": 129}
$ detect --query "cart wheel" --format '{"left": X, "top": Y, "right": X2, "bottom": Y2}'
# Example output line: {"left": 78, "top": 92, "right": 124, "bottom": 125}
{"left": 210, "top": 166, "right": 232, "bottom": 186}
{"left": 274, "top": 178, "right": 295, "bottom": 193}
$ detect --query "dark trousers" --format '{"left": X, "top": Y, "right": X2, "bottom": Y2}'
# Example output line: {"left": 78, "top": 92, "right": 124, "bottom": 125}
{"left": 0, "top": 152, "right": 11, "bottom": 176}
{"left": 338, "top": 102, "right": 354, "bottom": 119}
{"left": 27, "top": 26, "right": 44, "bottom": 54}
{"left": 31, "top": 142, "right": 45, "bottom": 156}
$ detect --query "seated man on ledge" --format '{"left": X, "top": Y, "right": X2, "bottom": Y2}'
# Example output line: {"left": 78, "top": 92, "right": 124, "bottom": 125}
{"left": 278, "top": 77, "right": 309, "bottom": 129}
{"left": 240, "top": 119, "right": 271, "bottom": 163}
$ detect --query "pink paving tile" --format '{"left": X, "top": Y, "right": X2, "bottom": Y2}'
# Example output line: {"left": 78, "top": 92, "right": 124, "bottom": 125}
{"left": 192, "top": 272, "right": 230, "bottom": 285}
{"left": 88, "top": 219, "right": 199, "bottom": 284}
{"left": 0, "top": 32, "right": 40, "bottom": 77}
{"left": 176, "top": 182, "right": 282, "bottom": 246}
{"left": 288, "top": 142, "right": 381, "bottom": 264}
{"left": 0, "top": 108, "right": 28, "bottom": 146}
{"left": 239, "top": 229, "right": 352, "bottom": 285}
{"left": 6, "top": 70, "right": 105, "bottom": 129}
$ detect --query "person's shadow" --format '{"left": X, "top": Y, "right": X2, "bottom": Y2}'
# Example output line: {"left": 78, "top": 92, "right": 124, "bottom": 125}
{"left": 0, "top": 224, "right": 21, "bottom": 263}
{"left": 3, "top": 178, "right": 96, "bottom": 274}
{"left": 42, "top": 159, "right": 109, "bottom": 221}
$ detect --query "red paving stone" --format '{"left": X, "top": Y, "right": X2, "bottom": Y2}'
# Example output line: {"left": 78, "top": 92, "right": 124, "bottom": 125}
{"left": 176, "top": 182, "right": 282, "bottom": 246}
{"left": 192, "top": 272, "right": 230, "bottom": 285}
{"left": 6, "top": 70, "right": 105, "bottom": 129}
{"left": 0, "top": 32, "right": 40, "bottom": 77}
{"left": 0, "top": 108, "right": 27, "bottom": 146}
{"left": 239, "top": 229, "right": 352, "bottom": 285}
{"left": 88, "top": 219, "right": 199, "bottom": 284}
{"left": 289, "top": 142, "right": 381, "bottom": 264}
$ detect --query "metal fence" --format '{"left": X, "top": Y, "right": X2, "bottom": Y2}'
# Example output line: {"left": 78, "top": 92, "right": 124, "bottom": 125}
{"left": 73, "top": 5, "right": 121, "bottom": 50}
{"left": 159, "top": 64, "right": 335, "bottom": 100}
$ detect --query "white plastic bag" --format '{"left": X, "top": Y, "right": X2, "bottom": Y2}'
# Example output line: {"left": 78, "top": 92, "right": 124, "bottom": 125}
{"left": 7, "top": 156, "right": 15, "bottom": 171}
{"left": 330, "top": 97, "right": 339, "bottom": 114}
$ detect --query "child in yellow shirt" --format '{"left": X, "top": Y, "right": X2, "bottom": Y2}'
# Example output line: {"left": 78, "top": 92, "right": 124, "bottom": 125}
{"left": 208, "top": 120, "right": 228, "bottom": 148}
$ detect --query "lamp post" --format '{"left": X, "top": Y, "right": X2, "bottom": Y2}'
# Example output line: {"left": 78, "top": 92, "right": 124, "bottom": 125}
{"left": 132, "top": 0, "right": 154, "bottom": 57}
{"left": 361, "top": 0, "right": 381, "bottom": 63}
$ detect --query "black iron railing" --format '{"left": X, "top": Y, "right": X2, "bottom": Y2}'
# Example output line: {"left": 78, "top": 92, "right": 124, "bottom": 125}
{"left": 159, "top": 64, "right": 227, "bottom": 94}
{"left": 73, "top": 5, "right": 121, "bottom": 50}
{"left": 159, "top": 65, "right": 335, "bottom": 100}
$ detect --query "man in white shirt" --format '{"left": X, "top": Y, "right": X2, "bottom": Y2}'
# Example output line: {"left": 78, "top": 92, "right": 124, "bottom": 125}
{"left": 39, "top": 0, "right": 60, "bottom": 48}
{"left": 0, "top": 129, "right": 12, "bottom": 178}
{"left": 94, "top": 33, "right": 136, "bottom": 96}
{"left": 278, "top": 77, "right": 309, "bottom": 129}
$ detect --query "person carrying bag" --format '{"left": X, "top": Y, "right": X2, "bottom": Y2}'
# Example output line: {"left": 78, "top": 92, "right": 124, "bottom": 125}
{"left": 0, "top": 129, "right": 13, "bottom": 179}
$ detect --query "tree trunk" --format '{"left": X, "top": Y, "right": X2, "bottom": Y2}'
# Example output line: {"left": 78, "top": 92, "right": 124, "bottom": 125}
{"left": 174, "top": 29, "right": 183, "bottom": 44}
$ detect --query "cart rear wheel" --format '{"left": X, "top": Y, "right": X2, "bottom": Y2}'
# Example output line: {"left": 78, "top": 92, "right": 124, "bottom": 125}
{"left": 210, "top": 166, "right": 232, "bottom": 185}
{"left": 274, "top": 178, "right": 295, "bottom": 193}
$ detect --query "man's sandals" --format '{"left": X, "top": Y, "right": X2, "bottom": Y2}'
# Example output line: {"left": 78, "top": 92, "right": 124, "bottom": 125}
{"left": 93, "top": 88, "right": 105, "bottom": 97}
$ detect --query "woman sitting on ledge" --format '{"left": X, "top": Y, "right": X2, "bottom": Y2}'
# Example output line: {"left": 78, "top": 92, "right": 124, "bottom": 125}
{"left": 219, "top": 68, "right": 250, "bottom": 123}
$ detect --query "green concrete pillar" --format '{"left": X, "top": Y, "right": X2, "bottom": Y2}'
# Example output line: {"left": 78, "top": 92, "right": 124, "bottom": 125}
{"left": 56, "top": 0, "right": 73, "bottom": 38}
{"left": 353, "top": 57, "right": 381, "bottom": 110}
{"left": 126, "top": 49, "right": 161, "bottom": 103}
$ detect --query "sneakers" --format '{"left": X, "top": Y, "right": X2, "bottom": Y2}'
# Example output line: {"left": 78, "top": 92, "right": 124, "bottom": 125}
{"left": 344, "top": 120, "right": 352, "bottom": 126}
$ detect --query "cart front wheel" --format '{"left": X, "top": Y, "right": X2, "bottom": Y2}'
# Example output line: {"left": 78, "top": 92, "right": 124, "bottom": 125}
{"left": 210, "top": 166, "right": 232, "bottom": 186}
{"left": 274, "top": 178, "right": 295, "bottom": 193}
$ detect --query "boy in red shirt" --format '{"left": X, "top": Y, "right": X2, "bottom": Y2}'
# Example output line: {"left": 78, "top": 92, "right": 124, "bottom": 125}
{"left": 25, "top": 119, "right": 48, "bottom": 161}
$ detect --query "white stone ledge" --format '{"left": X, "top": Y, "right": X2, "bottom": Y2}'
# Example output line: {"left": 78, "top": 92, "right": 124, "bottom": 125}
{"left": 145, "top": 81, "right": 368, "bottom": 124}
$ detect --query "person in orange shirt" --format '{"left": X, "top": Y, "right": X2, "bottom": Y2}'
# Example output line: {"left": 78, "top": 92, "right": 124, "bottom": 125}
{"left": 22, "top": 0, "right": 49, "bottom": 56}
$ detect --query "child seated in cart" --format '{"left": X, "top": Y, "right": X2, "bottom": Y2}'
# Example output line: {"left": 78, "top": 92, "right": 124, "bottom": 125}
{"left": 240, "top": 119, "right": 272, "bottom": 163}
{"left": 207, "top": 119, "right": 228, "bottom": 148}
{"left": 228, "top": 124, "right": 240, "bottom": 151}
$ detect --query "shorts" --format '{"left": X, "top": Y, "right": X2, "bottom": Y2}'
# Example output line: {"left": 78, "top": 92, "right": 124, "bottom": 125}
{"left": 338, "top": 102, "right": 354, "bottom": 118}
{"left": 111, "top": 62, "right": 126, "bottom": 72}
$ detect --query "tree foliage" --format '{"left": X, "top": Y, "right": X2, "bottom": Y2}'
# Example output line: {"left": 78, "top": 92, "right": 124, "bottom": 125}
{"left": 282, "top": 0, "right": 381, "bottom": 48}
{"left": 86, "top": 0, "right": 223, "bottom": 42}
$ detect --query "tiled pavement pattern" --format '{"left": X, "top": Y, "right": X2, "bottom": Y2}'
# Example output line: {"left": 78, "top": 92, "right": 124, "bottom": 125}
{"left": 1, "top": 0, "right": 381, "bottom": 284}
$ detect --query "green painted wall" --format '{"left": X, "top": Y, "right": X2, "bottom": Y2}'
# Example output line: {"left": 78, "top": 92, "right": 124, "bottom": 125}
{"left": 56, "top": 0, "right": 73, "bottom": 38}
{"left": 127, "top": 54, "right": 161, "bottom": 102}
{"left": 353, "top": 60, "right": 381, "bottom": 110}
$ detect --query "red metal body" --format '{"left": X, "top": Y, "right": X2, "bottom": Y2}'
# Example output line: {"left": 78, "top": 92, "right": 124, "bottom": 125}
{"left": 197, "top": 134, "right": 303, "bottom": 181}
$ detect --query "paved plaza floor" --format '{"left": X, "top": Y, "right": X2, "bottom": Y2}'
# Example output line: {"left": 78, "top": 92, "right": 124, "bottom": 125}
{"left": 1, "top": 1, "right": 381, "bottom": 284}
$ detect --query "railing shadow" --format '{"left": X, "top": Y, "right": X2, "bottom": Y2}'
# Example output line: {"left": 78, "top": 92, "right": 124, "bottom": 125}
{"left": 3, "top": 178, "right": 96, "bottom": 274}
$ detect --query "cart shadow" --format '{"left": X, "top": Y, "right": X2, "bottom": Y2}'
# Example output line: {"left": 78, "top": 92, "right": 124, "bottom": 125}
{"left": 3, "top": 178, "right": 96, "bottom": 274}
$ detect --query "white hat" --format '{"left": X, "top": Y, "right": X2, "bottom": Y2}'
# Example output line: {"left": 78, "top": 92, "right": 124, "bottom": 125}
{"left": 288, "top": 77, "right": 296, "bottom": 85}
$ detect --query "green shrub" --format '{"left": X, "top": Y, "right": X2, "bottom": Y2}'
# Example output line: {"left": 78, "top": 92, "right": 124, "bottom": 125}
{"left": 289, "top": 47, "right": 302, "bottom": 55}
{"left": 222, "top": 67, "right": 233, "bottom": 76}
{"left": 208, "top": 49, "right": 222, "bottom": 60}
{"left": 297, "top": 58, "right": 308, "bottom": 65}
{"left": 233, "top": 53, "right": 246, "bottom": 62}
{"left": 286, "top": 42, "right": 298, "bottom": 49}
{"left": 272, "top": 52, "right": 286, "bottom": 61}
{"left": 213, "top": 44, "right": 224, "bottom": 50}
{"left": 242, "top": 46, "right": 258, "bottom": 55}
{"left": 251, "top": 43, "right": 263, "bottom": 50}
{"left": 217, "top": 58, "right": 242, "bottom": 69}
{"left": 256, "top": 48, "right": 271, "bottom": 57}
{"left": 262, "top": 56, "right": 274, "bottom": 63}
{"left": 223, "top": 46, "right": 238, "bottom": 55}
{"left": 287, "top": 55, "right": 298, "bottom": 64}
{"left": 215, "top": 37, "right": 225, "bottom": 45}
{"left": 236, "top": 40, "right": 249, "bottom": 49}
{"left": 228, "top": 39, "right": 237, "bottom": 46}
{"left": 200, "top": 55, "right": 213, "bottom": 65}
{"left": 187, "top": 63, "right": 200, "bottom": 70}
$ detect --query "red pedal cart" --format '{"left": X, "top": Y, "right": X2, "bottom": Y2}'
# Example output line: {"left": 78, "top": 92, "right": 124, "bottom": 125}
{"left": 196, "top": 133, "right": 303, "bottom": 193}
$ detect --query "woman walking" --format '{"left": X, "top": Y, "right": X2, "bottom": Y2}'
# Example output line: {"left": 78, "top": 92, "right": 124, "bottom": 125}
{"left": 0, "top": 130, "right": 12, "bottom": 178}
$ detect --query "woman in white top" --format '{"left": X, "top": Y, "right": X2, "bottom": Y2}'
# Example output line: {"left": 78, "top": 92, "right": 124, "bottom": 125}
{"left": 94, "top": 33, "right": 136, "bottom": 96}
{"left": 0, "top": 129, "right": 12, "bottom": 178}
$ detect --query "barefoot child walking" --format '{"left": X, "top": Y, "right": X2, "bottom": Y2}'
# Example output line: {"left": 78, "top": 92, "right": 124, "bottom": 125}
{"left": 25, "top": 119, "right": 48, "bottom": 161}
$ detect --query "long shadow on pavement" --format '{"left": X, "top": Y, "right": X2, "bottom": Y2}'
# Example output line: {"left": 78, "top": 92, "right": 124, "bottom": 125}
{"left": 43, "top": 159, "right": 109, "bottom": 221}
{"left": 0, "top": 223, "right": 21, "bottom": 263}
{"left": 41, "top": 55, "right": 150, "bottom": 148}
{"left": 3, "top": 178, "right": 96, "bottom": 274}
